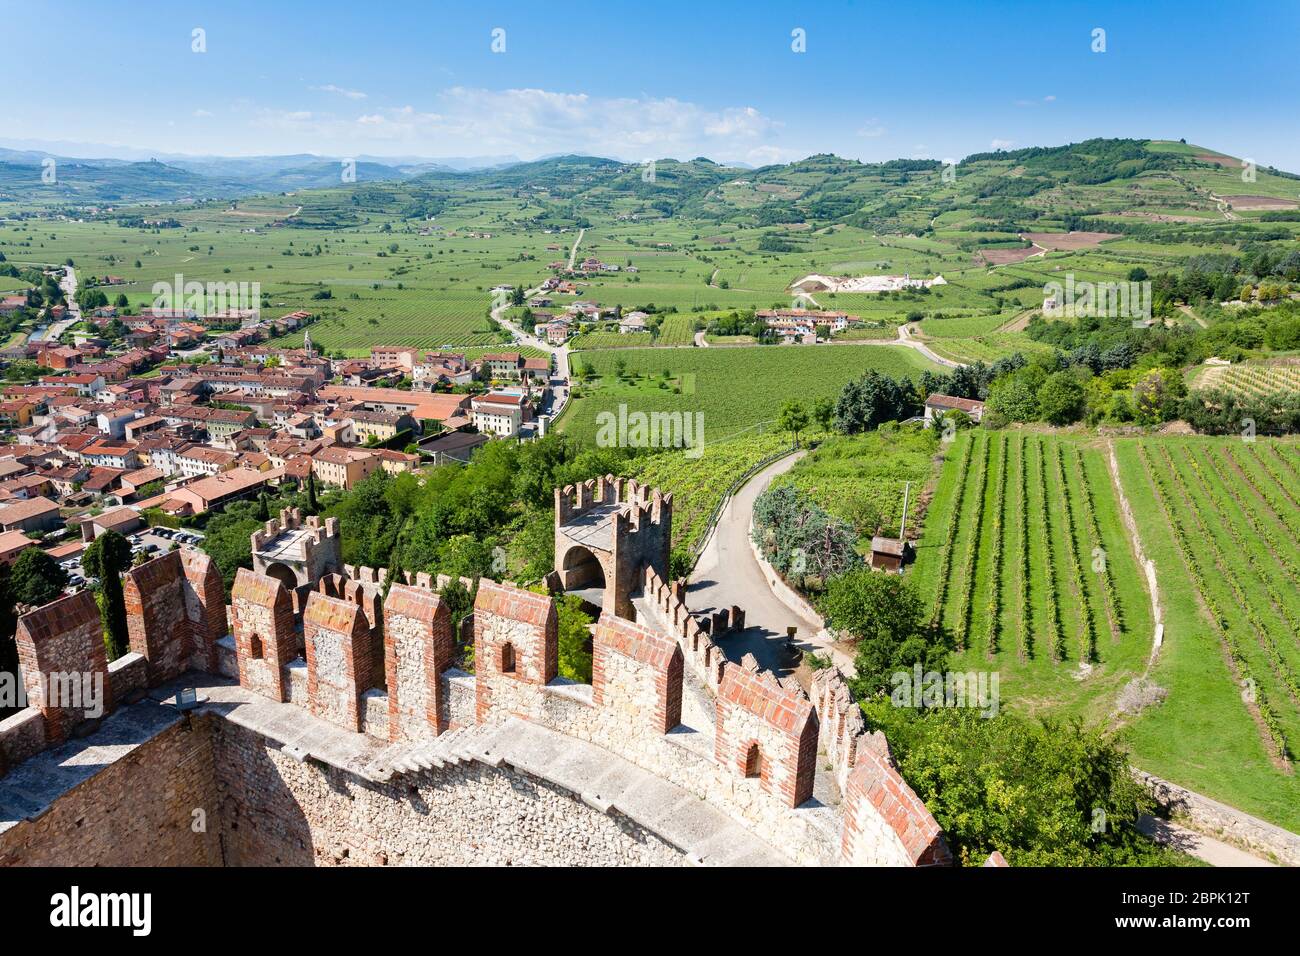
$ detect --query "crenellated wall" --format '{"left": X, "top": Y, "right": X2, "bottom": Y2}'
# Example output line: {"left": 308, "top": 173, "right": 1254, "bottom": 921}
{"left": 639, "top": 565, "right": 727, "bottom": 691}
{"left": 0, "top": 492, "right": 954, "bottom": 869}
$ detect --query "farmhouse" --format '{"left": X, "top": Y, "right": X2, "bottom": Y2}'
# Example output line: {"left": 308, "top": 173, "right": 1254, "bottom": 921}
{"left": 924, "top": 394, "right": 985, "bottom": 425}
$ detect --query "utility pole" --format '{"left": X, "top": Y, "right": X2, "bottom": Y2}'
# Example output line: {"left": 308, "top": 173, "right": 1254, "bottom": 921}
{"left": 899, "top": 481, "right": 911, "bottom": 540}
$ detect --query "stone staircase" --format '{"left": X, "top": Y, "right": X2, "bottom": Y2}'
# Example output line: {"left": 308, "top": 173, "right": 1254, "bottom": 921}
{"left": 379, "top": 723, "right": 508, "bottom": 775}
{"left": 370, "top": 717, "right": 797, "bottom": 865}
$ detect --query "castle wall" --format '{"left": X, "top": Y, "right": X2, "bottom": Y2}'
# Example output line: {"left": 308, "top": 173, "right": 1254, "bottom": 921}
{"left": 0, "top": 721, "right": 222, "bottom": 867}
{"left": 209, "top": 718, "right": 688, "bottom": 867}
{"left": 303, "top": 591, "right": 374, "bottom": 732}
{"left": 14, "top": 591, "right": 110, "bottom": 745}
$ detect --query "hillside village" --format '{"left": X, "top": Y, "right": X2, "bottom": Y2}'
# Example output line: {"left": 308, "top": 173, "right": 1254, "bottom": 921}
{"left": 0, "top": 276, "right": 560, "bottom": 586}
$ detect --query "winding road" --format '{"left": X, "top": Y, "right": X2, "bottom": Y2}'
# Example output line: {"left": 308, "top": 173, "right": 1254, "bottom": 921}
{"left": 687, "top": 451, "right": 839, "bottom": 676}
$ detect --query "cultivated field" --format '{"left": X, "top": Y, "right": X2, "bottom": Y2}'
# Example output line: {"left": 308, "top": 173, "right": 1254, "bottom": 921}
{"left": 558, "top": 343, "right": 942, "bottom": 445}
{"left": 1193, "top": 360, "right": 1300, "bottom": 397}
{"left": 1113, "top": 436, "right": 1300, "bottom": 829}
{"left": 916, "top": 429, "right": 1300, "bottom": 829}
{"left": 912, "top": 432, "right": 1153, "bottom": 705}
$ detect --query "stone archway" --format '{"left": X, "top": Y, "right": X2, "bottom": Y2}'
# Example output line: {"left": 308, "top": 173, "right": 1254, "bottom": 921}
{"left": 264, "top": 561, "right": 298, "bottom": 590}
{"left": 559, "top": 545, "right": 606, "bottom": 591}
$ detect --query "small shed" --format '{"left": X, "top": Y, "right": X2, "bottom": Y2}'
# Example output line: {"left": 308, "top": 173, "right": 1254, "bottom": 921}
{"left": 869, "top": 536, "right": 912, "bottom": 573}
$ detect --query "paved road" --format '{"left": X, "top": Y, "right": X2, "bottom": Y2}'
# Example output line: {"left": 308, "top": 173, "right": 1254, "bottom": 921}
{"left": 490, "top": 285, "right": 572, "bottom": 420}
{"left": 567, "top": 227, "right": 585, "bottom": 270}
{"left": 687, "top": 451, "right": 828, "bottom": 676}
{"left": 30, "top": 265, "right": 81, "bottom": 343}
{"left": 1136, "top": 815, "right": 1276, "bottom": 867}
{"left": 896, "top": 322, "right": 965, "bottom": 368}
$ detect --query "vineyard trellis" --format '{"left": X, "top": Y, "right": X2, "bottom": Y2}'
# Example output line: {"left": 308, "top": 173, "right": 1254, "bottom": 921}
{"left": 1138, "top": 442, "right": 1291, "bottom": 765}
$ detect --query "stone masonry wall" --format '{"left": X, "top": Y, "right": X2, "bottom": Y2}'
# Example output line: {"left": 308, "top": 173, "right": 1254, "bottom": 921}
{"left": 0, "top": 721, "right": 222, "bottom": 867}
{"left": 209, "top": 718, "right": 688, "bottom": 866}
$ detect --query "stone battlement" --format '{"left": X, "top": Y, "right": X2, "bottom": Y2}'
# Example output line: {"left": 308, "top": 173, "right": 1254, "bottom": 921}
{"left": 0, "top": 488, "right": 952, "bottom": 868}
{"left": 639, "top": 564, "right": 728, "bottom": 691}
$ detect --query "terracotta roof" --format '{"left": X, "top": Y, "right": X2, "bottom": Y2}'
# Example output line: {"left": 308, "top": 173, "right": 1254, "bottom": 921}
{"left": 925, "top": 393, "right": 984, "bottom": 413}
{"left": 0, "top": 496, "right": 60, "bottom": 524}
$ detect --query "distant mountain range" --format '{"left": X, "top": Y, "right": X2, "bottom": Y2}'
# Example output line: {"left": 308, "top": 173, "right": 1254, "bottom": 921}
{"left": 0, "top": 144, "right": 533, "bottom": 204}
{"left": 1, "top": 139, "right": 1294, "bottom": 223}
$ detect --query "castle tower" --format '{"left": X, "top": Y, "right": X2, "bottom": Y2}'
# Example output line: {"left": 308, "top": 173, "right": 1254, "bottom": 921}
{"left": 553, "top": 476, "right": 671, "bottom": 620}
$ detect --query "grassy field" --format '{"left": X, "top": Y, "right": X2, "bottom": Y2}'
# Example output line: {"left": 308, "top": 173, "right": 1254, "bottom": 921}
{"left": 771, "top": 427, "right": 940, "bottom": 542}
{"left": 1113, "top": 436, "right": 1300, "bottom": 830}
{"left": 559, "top": 343, "right": 942, "bottom": 445}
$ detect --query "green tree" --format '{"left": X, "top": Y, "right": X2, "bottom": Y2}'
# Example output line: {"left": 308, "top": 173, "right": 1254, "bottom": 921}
{"left": 821, "top": 568, "right": 948, "bottom": 698}
{"left": 10, "top": 547, "right": 69, "bottom": 607}
{"left": 776, "top": 399, "right": 811, "bottom": 447}
{"left": 810, "top": 396, "right": 835, "bottom": 432}
{"left": 863, "top": 705, "right": 1180, "bottom": 866}
{"left": 555, "top": 594, "right": 594, "bottom": 682}
{"left": 1036, "top": 372, "right": 1087, "bottom": 425}
{"left": 82, "top": 530, "right": 133, "bottom": 660}
{"left": 306, "top": 470, "right": 320, "bottom": 514}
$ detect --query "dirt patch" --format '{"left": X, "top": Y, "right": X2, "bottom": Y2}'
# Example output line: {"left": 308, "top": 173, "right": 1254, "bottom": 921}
{"left": 977, "top": 246, "right": 1039, "bottom": 265}
{"left": 1194, "top": 153, "right": 1240, "bottom": 168}
{"left": 1221, "top": 195, "right": 1299, "bottom": 210}
{"left": 1021, "top": 231, "right": 1121, "bottom": 250}
{"left": 995, "top": 309, "right": 1035, "bottom": 332}
{"left": 1114, "top": 210, "right": 1212, "bottom": 223}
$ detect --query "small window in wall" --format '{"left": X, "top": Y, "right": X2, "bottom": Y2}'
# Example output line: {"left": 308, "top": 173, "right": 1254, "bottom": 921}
{"left": 250, "top": 633, "right": 264, "bottom": 660}
{"left": 501, "top": 642, "right": 516, "bottom": 674}
{"left": 744, "top": 742, "right": 762, "bottom": 779}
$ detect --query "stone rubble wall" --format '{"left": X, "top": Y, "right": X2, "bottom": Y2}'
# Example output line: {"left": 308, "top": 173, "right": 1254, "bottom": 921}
{"left": 1135, "top": 768, "right": 1300, "bottom": 866}
{"left": 209, "top": 717, "right": 688, "bottom": 867}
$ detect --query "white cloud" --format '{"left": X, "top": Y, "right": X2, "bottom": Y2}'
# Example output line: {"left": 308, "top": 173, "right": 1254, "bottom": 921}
{"left": 991, "top": 138, "right": 1015, "bottom": 150}
{"left": 192, "top": 109, "right": 213, "bottom": 118}
{"left": 856, "top": 118, "right": 887, "bottom": 138}
{"left": 1043, "top": 95, "right": 1056, "bottom": 102}
{"left": 247, "top": 87, "right": 782, "bottom": 161}
{"left": 312, "top": 84, "right": 367, "bottom": 100}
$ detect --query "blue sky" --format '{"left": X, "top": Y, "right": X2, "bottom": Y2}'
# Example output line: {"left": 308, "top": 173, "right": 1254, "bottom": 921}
{"left": 4, "top": 0, "right": 1298, "bottom": 169}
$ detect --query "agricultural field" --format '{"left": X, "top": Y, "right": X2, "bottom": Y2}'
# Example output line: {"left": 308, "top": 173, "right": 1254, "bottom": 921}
{"left": 558, "top": 343, "right": 942, "bottom": 445}
{"left": 1191, "top": 360, "right": 1300, "bottom": 397}
{"left": 771, "top": 427, "right": 940, "bottom": 542}
{"left": 1113, "top": 436, "right": 1300, "bottom": 830}
{"left": 911, "top": 431, "right": 1154, "bottom": 724}
{"left": 627, "top": 431, "right": 793, "bottom": 554}
{"left": 914, "top": 428, "right": 1300, "bottom": 830}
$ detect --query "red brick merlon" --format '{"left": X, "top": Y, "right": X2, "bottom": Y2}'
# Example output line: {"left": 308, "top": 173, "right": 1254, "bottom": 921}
{"left": 841, "top": 747, "right": 953, "bottom": 867}
{"left": 14, "top": 590, "right": 109, "bottom": 744}
{"left": 715, "top": 663, "right": 817, "bottom": 808}
{"left": 593, "top": 613, "right": 683, "bottom": 735}
{"left": 231, "top": 567, "right": 297, "bottom": 702}
{"left": 473, "top": 580, "right": 558, "bottom": 723}
{"left": 383, "top": 583, "right": 453, "bottom": 741}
